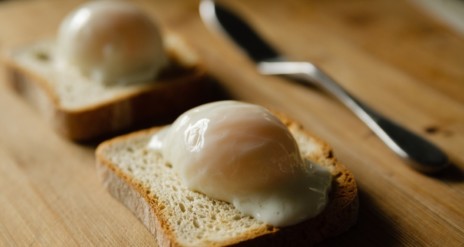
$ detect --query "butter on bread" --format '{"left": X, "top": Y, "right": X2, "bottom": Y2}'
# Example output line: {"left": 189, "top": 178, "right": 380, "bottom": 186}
{"left": 96, "top": 113, "right": 358, "bottom": 247}
{"left": 4, "top": 33, "right": 219, "bottom": 141}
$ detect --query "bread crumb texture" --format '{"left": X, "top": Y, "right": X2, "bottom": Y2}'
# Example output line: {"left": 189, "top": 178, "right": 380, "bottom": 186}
{"left": 99, "top": 122, "right": 336, "bottom": 247}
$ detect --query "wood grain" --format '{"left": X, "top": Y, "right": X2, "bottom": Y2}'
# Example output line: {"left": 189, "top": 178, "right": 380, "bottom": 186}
{"left": 0, "top": 0, "right": 463, "bottom": 246}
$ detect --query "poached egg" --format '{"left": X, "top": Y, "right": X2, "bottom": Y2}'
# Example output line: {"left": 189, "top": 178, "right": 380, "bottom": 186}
{"left": 57, "top": 0, "right": 167, "bottom": 85}
{"left": 148, "top": 101, "right": 332, "bottom": 227}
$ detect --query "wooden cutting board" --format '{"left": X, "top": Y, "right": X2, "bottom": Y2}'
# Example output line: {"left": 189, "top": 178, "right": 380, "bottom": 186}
{"left": 1, "top": 0, "right": 463, "bottom": 246}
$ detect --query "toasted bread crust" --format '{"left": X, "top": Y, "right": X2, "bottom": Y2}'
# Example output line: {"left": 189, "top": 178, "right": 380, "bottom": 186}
{"left": 97, "top": 143, "right": 178, "bottom": 246}
{"left": 5, "top": 60, "right": 218, "bottom": 141}
{"left": 96, "top": 117, "right": 358, "bottom": 247}
{"left": 4, "top": 55, "right": 221, "bottom": 141}
{"left": 3, "top": 34, "right": 224, "bottom": 141}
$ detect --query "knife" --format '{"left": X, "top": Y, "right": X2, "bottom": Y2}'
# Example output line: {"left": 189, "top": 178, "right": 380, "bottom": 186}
{"left": 199, "top": 0, "right": 449, "bottom": 173}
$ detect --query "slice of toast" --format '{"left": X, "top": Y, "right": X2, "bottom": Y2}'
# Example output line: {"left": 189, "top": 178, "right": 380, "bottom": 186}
{"left": 3, "top": 34, "right": 220, "bottom": 141}
{"left": 96, "top": 114, "right": 358, "bottom": 247}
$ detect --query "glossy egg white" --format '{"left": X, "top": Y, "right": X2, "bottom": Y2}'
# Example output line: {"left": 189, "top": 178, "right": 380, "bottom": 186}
{"left": 57, "top": 0, "right": 167, "bottom": 85}
{"left": 149, "top": 101, "right": 332, "bottom": 227}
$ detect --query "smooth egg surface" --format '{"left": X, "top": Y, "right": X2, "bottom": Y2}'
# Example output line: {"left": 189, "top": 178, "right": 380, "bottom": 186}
{"left": 149, "top": 101, "right": 332, "bottom": 227}
{"left": 57, "top": 0, "right": 167, "bottom": 85}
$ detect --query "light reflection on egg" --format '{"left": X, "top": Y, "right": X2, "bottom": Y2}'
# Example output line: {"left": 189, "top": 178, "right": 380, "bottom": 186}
{"left": 57, "top": 1, "right": 167, "bottom": 85}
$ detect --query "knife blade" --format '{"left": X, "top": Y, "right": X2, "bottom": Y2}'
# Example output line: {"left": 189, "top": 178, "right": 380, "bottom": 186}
{"left": 199, "top": 0, "right": 279, "bottom": 63}
{"left": 199, "top": 0, "right": 449, "bottom": 173}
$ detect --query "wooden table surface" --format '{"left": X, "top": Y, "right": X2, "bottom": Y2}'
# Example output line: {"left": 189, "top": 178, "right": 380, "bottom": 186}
{"left": 1, "top": 0, "right": 463, "bottom": 246}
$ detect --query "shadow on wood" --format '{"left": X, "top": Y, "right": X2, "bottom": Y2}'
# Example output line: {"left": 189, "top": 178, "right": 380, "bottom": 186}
{"left": 319, "top": 188, "right": 401, "bottom": 247}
